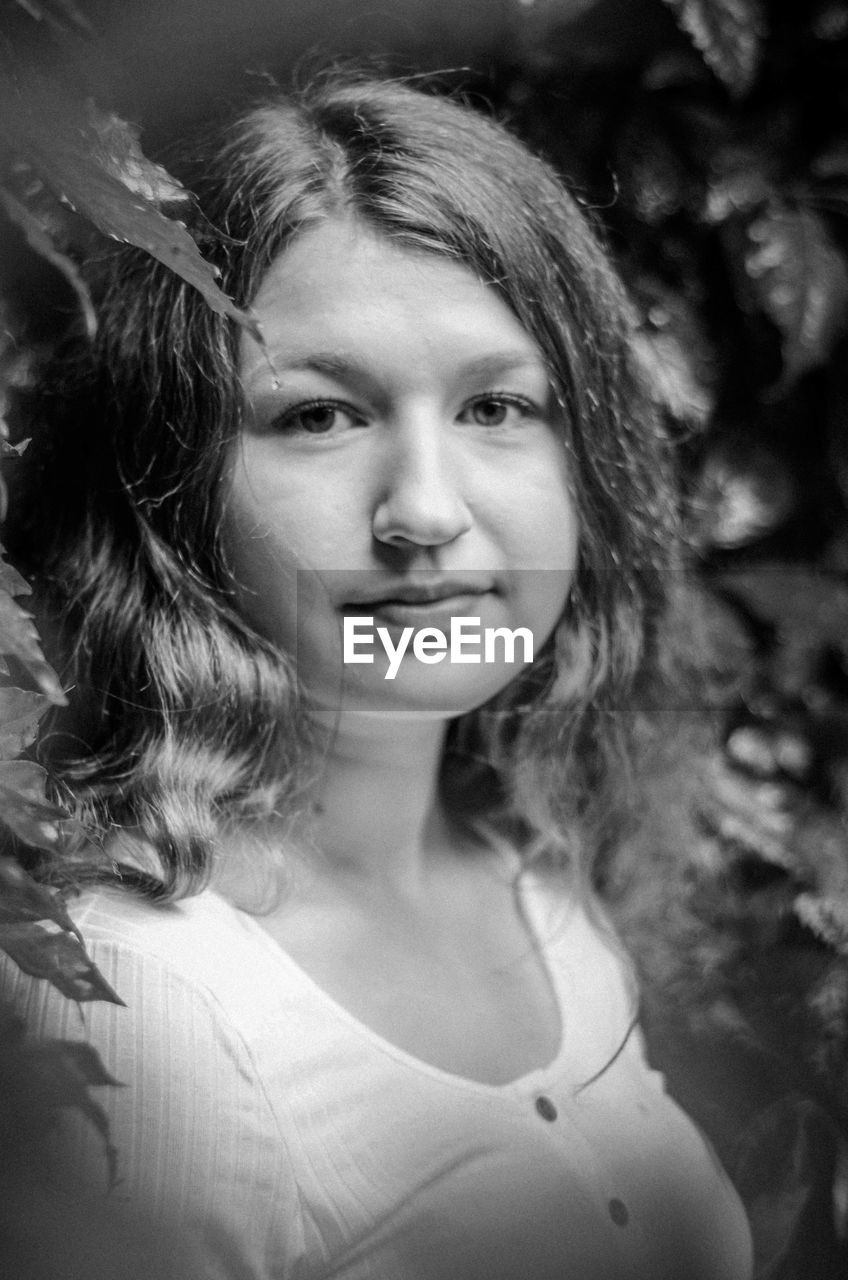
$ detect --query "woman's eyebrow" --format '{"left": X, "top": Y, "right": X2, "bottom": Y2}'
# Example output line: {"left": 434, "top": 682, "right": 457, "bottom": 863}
{"left": 240, "top": 350, "right": 362, "bottom": 391}
{"left": 280, "top": 352, "right": 363, "bottom": 379}
{"left": 263, "top": 349, "right": 548, "bottom": 382}
{"left": 453, "top": 352, "right": 549, "bottom": 380}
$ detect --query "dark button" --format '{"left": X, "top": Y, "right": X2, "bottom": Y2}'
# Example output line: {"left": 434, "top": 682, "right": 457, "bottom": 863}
{"left": 535, "top": 1095, "right": 558, "bottom": 1121}
{"left": 608, "top": 1198, "right": 629, "bottom": 1227}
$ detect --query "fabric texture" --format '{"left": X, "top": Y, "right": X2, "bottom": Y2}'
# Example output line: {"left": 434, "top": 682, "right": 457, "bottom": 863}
{"left": 0, "top": 877, "right": 753, "bottom": 1280}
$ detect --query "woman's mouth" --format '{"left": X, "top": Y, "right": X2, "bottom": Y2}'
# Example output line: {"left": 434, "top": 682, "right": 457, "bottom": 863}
{"left": 352, "top": 592, "right": 492, "bottom": 629}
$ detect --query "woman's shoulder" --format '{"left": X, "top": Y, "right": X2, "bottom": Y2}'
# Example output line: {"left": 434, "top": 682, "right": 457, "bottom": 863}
{"left": 0, "top": 882, "right": 306, "bottom": 1277}
{"left": 71, "top": 881, "right": 244, "bottom": 957}
{"left": 74, "top": 884, "right": 278, "bottom": 1005}
{"left": 0, "top": 882, "right": 283, "bottom": 1050}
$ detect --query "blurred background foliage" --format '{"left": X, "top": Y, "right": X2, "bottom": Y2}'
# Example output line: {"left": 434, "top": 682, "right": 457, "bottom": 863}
{"left": 1, "top": 0, "right": 848, "bottom": 1275}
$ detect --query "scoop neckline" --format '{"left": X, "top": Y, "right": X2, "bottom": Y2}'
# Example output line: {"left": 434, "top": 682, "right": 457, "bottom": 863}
{"left": 226, "top": 871, "right": 574, "bottom": 1100}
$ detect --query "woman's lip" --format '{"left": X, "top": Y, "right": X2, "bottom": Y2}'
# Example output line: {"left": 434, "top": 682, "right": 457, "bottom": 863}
{"left": 340, "top": 581, "right": 494, "bottom": 607}
{"left": 341, "top": 592, "right": 491, "bottom": 626}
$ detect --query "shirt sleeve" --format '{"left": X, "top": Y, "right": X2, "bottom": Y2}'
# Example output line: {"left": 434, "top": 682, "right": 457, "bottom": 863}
{"left": 0, "top": 939, "right": 305, "bottom": 1280}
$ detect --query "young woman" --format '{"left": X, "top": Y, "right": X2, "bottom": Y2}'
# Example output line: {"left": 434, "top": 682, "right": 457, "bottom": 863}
{"left": 1, "top": 75, "right": 753, "bottom": 1279}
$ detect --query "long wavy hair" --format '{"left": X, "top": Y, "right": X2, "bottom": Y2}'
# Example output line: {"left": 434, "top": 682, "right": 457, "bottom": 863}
{"left": 7, "top": 72, "right": 680, "bottom": 899}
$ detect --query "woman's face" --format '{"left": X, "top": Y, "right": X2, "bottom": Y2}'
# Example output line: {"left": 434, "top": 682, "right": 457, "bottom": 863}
{"left": 227, "top": 218, "right": 579, "bottom": 718}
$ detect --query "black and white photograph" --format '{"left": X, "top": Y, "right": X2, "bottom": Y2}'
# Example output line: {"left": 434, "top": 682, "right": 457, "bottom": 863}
{"left": 1, "top": 2, "right": 847, "bottom": 1277}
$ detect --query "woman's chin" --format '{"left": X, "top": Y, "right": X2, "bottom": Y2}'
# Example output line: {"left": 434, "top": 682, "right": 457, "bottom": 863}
{"left": 301, "top": 659, "right": 529, "bottom": 724}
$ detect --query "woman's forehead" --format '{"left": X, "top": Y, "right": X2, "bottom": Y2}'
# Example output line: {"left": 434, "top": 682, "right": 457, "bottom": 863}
{"left": 240, "top": 217, "right": 547, "bottom": 390}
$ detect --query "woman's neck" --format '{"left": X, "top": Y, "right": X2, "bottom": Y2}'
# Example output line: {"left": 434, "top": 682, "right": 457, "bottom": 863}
{"left": 305, "top": 708, "right": 455, "bottom": 897}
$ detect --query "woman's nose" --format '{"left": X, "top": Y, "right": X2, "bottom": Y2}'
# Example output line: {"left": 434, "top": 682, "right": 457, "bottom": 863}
{"left": 371, "top": 421, "right": 472, "bottom": 549}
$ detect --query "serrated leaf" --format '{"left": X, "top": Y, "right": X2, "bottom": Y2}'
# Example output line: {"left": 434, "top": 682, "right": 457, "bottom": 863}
{"left": 0, "top": 547, "right": 32, "bottom": 598}
{"left": 0, "top": 587, "right": 66, "bottom": 704}
{"left": 0, "top": 854, "right": 80, "bottom": 936}
{"left": 0, "top": 920, "right": 124, "bottom": 1004}
{"left": 795, "top": 893, "right": 848, "bottom": 955}
{"left": 695, "top": 438, "right": 797, "bottom": 549}
{"left": 84, "top": 103, "right": 188, "bottom": 207}
{"left": 616, "top": 108, "right": 692, "bottom": 225}
{"left": 0, "top": 436, "right": 29, "bottom": 459}
{"left": 662, "top": 0, "right": 766, "bottom": 96}
{"left": 745, "top": 205, "right": 848, "bottom": 388}
{"left": 632, "top": 328, "right": 714, "bottom": 425}
{"left": 696, "top": 751, "right": 794, "bottom": 866}
{"left": 0, "top": 79, "right": 262, "bottom": 342}
{"left": 630, "top": 275, "right": 719, "bottom": 426}
{"left": 0, "top": 856, "right": 124, "bottom": 1006}
{"left": 0, "top": 759, "right": 66, "bottom": 848}
{"left": 0, "top": 183, "right": 97, "bottom": 337}
{"left": 704, "top": 166, "right": 772, "bottom": 224}
{"left": 0, "top": 686, "right": 49, "bottom": 757}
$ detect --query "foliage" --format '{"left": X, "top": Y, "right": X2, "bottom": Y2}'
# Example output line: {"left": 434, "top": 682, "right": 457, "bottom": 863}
{"left": 503, "top": 1, "right": 848, "bottom": 1274}
{"left": 0, "top": 0, "right": 255, "bottom": 1229}
{"left": 1, "top": 0, "right": 847, "bottom": 1274}
{"left": 663, "top": 0, "right": 767, "bottom": 96}
{"left": 0, "top": 1, "right": 260, "bottom": 340}
{"left": 0, "top": 520, "right": 125, "bottom": 1178}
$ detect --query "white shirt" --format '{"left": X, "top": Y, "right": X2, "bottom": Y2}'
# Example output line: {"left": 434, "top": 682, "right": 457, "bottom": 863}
{"left": 1, "top": 878, "right": 753, "bottom": 1280}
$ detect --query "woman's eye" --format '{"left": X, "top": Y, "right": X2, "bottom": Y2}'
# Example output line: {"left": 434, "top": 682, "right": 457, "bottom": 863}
{"left": 271, "top": 401, "right": 364, "bottom": 436}
{"left": 460, "top": 396, "right": 534, "bottom": 428}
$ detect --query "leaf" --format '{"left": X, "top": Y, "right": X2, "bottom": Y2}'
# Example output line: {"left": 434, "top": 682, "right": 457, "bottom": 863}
{"left": 0, "top": 853, "right": 80, "bottom": 935}
{"left": 662, "top": 0, "right": 766, "bottom": 97}
{"left": 632, "top": 327, "right": 714, "bottom": 426}
{"left": 615, "top": 106, "right": 692, "bottom": 225}
{"left": 84, "top": 103, "right": 188, "bottom": 207}
{"left": 725, "top": 723, "right": 812, "bottom": 782}
{"left": 0, "top": 325, "right": 33, "bottom": 524}
{"left": 696, "top": 752, "right": 794, "bottom": 867}
{"left": 0, "top": 856, "right": 124, "bottom": 1005}
{"left": 695, "top": 437, "right": 797, "bottom": 549}
{"left": 0, "top": 759, "right": 66, "bottom": 849}
{"left": 0, "top": 436, "right": 29, "bottom": 459}
{"left": 630, "top": 275, "right": 719, "bottom": 427}
{"left": 704, "top": 165, "right": 773, "bottom": 225}
{"left": 0, "top": 78, "right": 262, "bottom": 342}
{"left": 0, "top": 547, "right": 32, "bottom": 598}
{"left": 0, "top": 920, "right": 124, "bottom": 1003}
{"left": 795, "top": 893, "right": 848, "bottom": 955}
{"left": 0, "top": 585, "right": 66, "bottom": 704}
{"left": 745, "top": 205, "right": 848, "bottom": 389}
{"left": 0, "top": 685, "right": 49, "bottom": 757}
{"left": 0, "top": 183, "right": 97, "bottom": 337}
